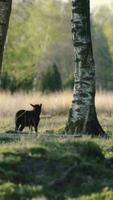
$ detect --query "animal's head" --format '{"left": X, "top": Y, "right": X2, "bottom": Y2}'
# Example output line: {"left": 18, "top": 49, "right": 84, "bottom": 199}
{"left": 30, "top": 104, "right": 42, "bottom": 113}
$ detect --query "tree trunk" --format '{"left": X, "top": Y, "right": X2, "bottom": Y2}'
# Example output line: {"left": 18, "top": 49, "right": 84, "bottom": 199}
{"left": 65, "top": 0, "right": 106, "bottom": 136}
{"left": 0, "top": 0, "right": 12, "bottom": 73}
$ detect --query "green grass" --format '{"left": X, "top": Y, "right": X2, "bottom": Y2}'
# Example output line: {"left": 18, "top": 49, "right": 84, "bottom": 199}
{"left": 0, "top": 114, "right": 113, "bottom": 199}
{"left": 0, "top": 113, "right": 113, "bottom": 134}
{"left": 0, "top": 115, "right": 67, "bottom": 133}
{"left": 0, "top": 138, "right": 113, "bottom": 200}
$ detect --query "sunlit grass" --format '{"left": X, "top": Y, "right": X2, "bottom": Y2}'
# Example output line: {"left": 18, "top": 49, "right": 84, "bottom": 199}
{"left": 96, "top": 90, "right": 113, "bottom": 116}
{"left": 0, "top": 90, "right": 72, "bottom": 118}
{"left": 0, "top": 90, "right": 113, "bottom": 117}
{"left": 0, "top": 90, "right": 113, "bottom": 133}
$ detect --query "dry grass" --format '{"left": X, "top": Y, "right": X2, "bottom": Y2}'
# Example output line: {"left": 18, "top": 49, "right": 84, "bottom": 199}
{"left": 0, "top": 90, "right": 113, "bottom": 118}
{"left": 96, "top": 90, "right": 113, "bottom": 116}
{"left": 0, "top": 90, "right": 72, "bottom": 132}
{"left": 0, "top": 90, "right": 72, "bottom": 118}
{"left": 0, "top": 89, "right": 112, "bottom": 133}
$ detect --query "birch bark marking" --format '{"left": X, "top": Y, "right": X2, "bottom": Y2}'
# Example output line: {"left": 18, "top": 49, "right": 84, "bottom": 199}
{"left": 65, "top": 0, "right": 106, "bottom": 136}
{"left": 0, "top": 0, "right": 12, "bottom": 73}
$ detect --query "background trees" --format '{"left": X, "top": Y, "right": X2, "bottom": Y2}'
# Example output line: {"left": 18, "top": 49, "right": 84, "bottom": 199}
{"left": 40, "top": 64, "right": 62, "bottom": 92}
{"left": 1, "top": 0, "right": 113, "bottom": 92}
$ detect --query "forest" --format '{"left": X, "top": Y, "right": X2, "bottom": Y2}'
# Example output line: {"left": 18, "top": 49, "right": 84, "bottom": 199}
{"left": 1, "top": 0, "right": 113, "bottom": 92}
{"left": 1, "top": 0, "right": 113, "bottom": 200}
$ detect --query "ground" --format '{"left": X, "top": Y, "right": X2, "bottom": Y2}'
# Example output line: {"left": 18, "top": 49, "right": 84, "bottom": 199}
{"left": 0, "top": 113, "right": 113, "bottom": 200}
{"left": 0, "top": 91, "right": 113, "bottom": 199}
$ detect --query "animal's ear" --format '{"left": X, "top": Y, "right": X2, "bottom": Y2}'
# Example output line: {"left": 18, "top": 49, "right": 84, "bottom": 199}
{"left": 40, "top": 104, "right": 42, "bottom": 107}
{"left": 30, "top": 104, "right": 34, "bottom": 107}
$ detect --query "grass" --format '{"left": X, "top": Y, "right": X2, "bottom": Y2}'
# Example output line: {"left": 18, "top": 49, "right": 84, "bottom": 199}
{"left": 0, "top": 90, "right": 72, "bottom": 118}
{"left": 0, "top": 90, "right": 113, "bottom": 133}
{"left": 0, "top": 90, "right": 113, "bottom": 117}
{"left": 0, "top": 90, "right": 113, "bottom": 199}
{"left": 0, "top": 137, "right": 113, "bottom": 200}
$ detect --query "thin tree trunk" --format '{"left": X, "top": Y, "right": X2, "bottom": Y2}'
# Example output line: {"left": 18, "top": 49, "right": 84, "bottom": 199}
{"left": 0, "top": 0, "right": 12, "bottom": 74}
{"left": 65, "top": 0, "right": 106, "bottom": 136}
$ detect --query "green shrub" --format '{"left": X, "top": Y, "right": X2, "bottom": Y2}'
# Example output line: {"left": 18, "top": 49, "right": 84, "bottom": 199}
{"left": 17, "top": 76, "right": 34, "bottom": 92}
{"left": 40, "top": 63, "right": 62, "bottom": 92}
{"left": 63, "top": 75, "right": 74, "bottom": 89}
{"left": 0, "top": 71, "right": 34, "bottom": 93}
{"left": 0, "top": 72, "right": 17, "bottom": 93}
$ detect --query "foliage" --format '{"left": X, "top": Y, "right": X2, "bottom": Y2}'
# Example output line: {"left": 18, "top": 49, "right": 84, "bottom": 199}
{"left": 0, "top": 71, "right": 34, "bottom": 92}
{"left": 3, "top": 0, "right": 68, "bottom": 88}
{"left": 92, "top": 7, "right": 113, "bottom": 90}
{"left": 40, "top": 63, "right": 62, "bottom": 92}
{"left": 63, "top": 75, "right": 74, "bottom": 89}
{"left": 0, "top": 72, "right": 17, "bottom": 93}
{"left": 2, "top": 1, "right": 113, "bottom": 91}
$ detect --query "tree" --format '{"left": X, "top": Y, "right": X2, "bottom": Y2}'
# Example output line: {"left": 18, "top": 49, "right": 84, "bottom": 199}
{"left": 41, "top": 63, "right": 62, "bottom": 92}
{"left": 65, "top": 0, "right": 106, "bottom": 136}
{"left": 0, "top": 0, "right": 12, "bottom": 73}
{"left": 3, "top": 0, "right": 66, "bottom": 82}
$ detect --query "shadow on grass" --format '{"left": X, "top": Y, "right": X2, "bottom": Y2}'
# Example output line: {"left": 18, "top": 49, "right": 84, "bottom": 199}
{"left": 0, "top": 140, "right": 113, "bottom": 200}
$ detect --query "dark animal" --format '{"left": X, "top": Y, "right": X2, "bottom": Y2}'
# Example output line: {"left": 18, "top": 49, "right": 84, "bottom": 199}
{"left": 15, "top": 104, "right": 42, "bottom": 133}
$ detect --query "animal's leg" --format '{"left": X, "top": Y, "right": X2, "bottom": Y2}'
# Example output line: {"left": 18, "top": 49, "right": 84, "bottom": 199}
{"left": 15, "top": 122, "right": 20, "bottom": 131}
{"left": 19, "top": 125, "right": 25, "bottom": 131}
{"left": 35, "top": 119, "right": 40, "bottom": 133}
{"left": 15, "top": 125, "right": 19, "bottom": 131}
{"left": 34, "top": 125, "right": 38, "bottom": 133}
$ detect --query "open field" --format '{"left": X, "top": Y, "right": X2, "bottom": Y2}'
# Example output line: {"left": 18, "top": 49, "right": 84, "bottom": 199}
{"left": 0, "top": 90, "right": 113, "bottom": 117}
{"left": 0, "top": 90, "right": 113, "bottom": 199}
{"left": 0, "top": 90, "right": 113, "bottom": 133}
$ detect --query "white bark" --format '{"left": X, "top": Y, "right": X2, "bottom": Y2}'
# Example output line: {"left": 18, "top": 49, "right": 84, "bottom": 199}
{"left": 66, "top": 0, "right": 105, "bottom": 136}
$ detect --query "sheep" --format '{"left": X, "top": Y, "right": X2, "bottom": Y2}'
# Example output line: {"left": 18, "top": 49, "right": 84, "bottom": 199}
{"left": 15, "top": 104, "right": 42, "bottom": 133}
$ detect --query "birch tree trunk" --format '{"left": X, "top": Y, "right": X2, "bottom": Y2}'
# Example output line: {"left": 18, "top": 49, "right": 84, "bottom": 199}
{"left": 65, "top": 0, "right": 106, "bottom": 136}
{"left": 0, "top": 0, "right": 12, "bottom": 73}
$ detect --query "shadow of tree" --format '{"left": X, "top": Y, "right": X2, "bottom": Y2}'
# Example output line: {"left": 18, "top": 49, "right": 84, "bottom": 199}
{"left": 0, "top": 140, "right": 113, "bottom": 200}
